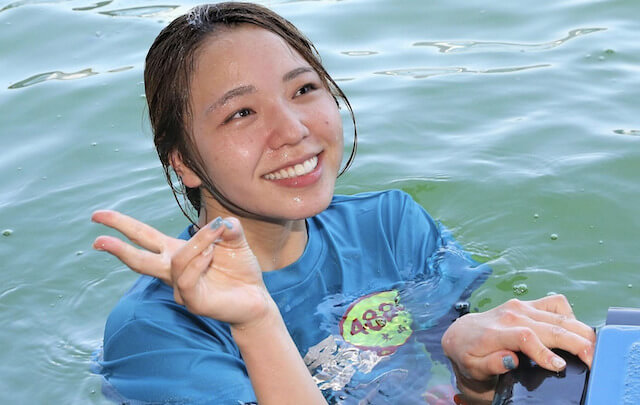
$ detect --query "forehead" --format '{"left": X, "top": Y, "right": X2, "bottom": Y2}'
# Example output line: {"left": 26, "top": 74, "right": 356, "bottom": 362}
{"left": 193, "top": 24, "right": 309, "bottom": 83}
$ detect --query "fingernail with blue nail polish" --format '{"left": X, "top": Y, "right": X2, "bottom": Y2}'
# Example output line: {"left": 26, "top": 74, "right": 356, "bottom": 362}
{"left": 210, "top": 217, "right": 223, "bottom": 229}
{"left": 552, "top": 356, "right": 566, "bottom": 370}
{"left": 222, "top": 219, "right": 233, "bottom": 230}
{"left": 503, "top": 355, "right": 516, "bottom": 370}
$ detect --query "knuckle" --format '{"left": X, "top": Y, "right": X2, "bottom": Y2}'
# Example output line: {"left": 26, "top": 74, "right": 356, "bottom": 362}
{"left": 505, "top": 298, "right": 523, "bottom": 311}
{"left": 501, "top": 310, "right": 520, "bottom": 325}
{"left": 551, "top": 325, "right": 567, "bottom": 345}
{"left": 551, "top": 293, "right": 571, "bottom": 308}
{"left": 518, "top": 328, "right": 534, "bottom": 344}
{"left": 556, "top": 314, "right": 572, "bottom": 329}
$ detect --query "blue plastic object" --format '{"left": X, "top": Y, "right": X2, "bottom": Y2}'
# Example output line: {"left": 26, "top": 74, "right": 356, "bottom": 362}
{"left": 584, "top": 308, "right": 640, "bottom": 404}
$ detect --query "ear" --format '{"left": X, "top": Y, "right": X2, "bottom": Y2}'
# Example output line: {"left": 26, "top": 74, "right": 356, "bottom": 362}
{"left": 170, "top": 151, "right": 202, "bottom": 189}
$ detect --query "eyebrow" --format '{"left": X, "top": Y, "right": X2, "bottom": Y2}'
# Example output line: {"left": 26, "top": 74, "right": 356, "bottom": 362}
{"left": 206, "top": 67, "right": 316, "bottom": 115}
{"left": 282, "top": 66, "right": 315, "bottom": 82}
{"left": 206, "top": 85, "right": 256, "bottom": 114}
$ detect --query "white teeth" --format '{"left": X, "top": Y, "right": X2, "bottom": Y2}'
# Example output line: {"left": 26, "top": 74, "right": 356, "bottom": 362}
{"left": 264, "top": 156, "right": 318, "bottom": 180}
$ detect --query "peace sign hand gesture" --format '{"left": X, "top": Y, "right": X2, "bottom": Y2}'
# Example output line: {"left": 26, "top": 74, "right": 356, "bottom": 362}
{"left": 91, "top": 211, "right": 270, "bottom": 328}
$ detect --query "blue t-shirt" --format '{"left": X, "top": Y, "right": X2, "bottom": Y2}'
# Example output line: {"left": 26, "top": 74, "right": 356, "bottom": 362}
{"left": 94, "top": 190, "right": 490, "bottom": 404}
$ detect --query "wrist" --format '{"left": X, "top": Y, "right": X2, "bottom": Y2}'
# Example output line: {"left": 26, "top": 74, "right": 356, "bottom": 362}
{"left": 229, "top": 297, "right": 284, "bottom": 343}
{"left": 450, "top": 361, "right": 497, "bottom": 402}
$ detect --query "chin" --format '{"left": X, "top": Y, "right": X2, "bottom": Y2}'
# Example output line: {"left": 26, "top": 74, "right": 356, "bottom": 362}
{"left": 253, "top": 191, "right": 334, "bottom": 221}
{"left": 292, "top": 198, "right": 333, "bottom": 220}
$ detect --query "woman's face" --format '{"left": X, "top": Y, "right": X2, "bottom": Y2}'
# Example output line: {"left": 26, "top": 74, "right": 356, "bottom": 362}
{"left": 179, "top": 24, "right": 344, "bottom": 221}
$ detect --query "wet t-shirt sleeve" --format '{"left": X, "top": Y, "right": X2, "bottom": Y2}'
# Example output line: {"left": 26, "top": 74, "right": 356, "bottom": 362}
{"left": 97, "top": 276, "right": 257, "bottom": 405}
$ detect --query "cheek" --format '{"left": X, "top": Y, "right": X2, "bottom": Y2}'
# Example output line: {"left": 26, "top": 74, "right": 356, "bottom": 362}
{"left": 237, "top": 148, "right": 250, "bottom": 159}
{"left": 207, "top": 135, "right": 252, "bottom": 163}
{"left": 331, "top": 114, "right": 344, "bottom": 147}
{"left": 206, "top": 139, "right": 259, "bottom": 182}
{"left": 323, "top": 105, "right": 343, "bottom": 140}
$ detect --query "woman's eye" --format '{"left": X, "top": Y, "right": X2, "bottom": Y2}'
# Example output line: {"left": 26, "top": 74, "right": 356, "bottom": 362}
{"left": 225, "top": 108, "right": 253, "bottom": 123}
{"left": 295, "top": 83, "right": 317, "bottom": 97}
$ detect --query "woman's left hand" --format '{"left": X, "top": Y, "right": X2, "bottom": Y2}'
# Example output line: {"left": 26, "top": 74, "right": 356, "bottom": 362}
{"left": 441, "top": 295, "right": 596, "bottom": 394}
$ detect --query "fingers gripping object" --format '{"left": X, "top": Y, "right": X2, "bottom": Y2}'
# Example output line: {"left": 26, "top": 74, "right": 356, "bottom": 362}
{"left": 492, "top": 307, "right": 640, "bottom": 405}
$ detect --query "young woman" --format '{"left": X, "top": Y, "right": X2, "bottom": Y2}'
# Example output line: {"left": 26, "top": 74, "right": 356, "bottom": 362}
{"left": 92, "top": 3, "right": 595, "bottom": 404}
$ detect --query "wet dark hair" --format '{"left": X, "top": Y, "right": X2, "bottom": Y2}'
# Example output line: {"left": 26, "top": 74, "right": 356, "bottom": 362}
{"left": 144, "top": 2, "right": 357, "bottom": 224}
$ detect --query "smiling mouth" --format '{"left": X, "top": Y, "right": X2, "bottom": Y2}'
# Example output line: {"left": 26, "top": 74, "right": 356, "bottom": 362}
{"left": 263, "top": 156, "right": 319, "bottom": 180}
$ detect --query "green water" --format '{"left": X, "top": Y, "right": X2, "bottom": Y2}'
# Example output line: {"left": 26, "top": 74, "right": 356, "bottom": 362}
{"left": 1, "top": 0, "right": 638, "bottom": 402}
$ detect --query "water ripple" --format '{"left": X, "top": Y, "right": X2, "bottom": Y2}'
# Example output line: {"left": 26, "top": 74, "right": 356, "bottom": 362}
{"left": 98, "top": 5, "right": 179, "bottom": 18}
{"left": 413, "top": 28, "right": 606, "bottom": 53}
{"left": 72, "top": 0, "right": 112, "bottom": 11}
{"left": 613, "top": 129, "right": 640, "bottom": 136}
{"left": 374, "top": 64, "right": 550, "bottom": 79}
{"left": 0, "top": 0, "right": 67, "bottom": 13}
{"left": 8, "top": 66, "right": 133, "bottom": 89}
{"left": 8, "top": 68, "right": 97, "bottom": 89}
{"left": 341, "top": 50, "right": 379, "bottom": 56}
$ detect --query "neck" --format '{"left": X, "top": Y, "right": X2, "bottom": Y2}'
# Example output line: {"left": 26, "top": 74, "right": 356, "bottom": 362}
{"left": 198, "top": 201, "right": 308, "bottom": 272}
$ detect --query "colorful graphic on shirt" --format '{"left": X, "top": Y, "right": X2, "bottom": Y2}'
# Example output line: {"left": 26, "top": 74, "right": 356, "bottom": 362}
{"left": 339, "top": 290, "right": 412, "bottom": 355}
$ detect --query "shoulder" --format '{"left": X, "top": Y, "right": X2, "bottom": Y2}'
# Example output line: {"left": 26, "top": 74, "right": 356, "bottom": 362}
{"left": 308, "top": 190, "right": 440, "bottom": 265}
{"left": 322, "top": 189, "right": 420, "bottom": 222}
{"left": 100, "top": 276, "right": 255, "bottom": 403}
{"left": 104, "top": 276, "right": 236, "bottom": 355}
{"left": 319, "top": 189, "right": 436, "bottom": 234}
{"left": 330, "top": 189, "right": 414, "bottom": 209}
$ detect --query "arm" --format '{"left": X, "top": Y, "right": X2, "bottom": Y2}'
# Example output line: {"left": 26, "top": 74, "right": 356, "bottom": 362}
{"left": 441, "top": 295, "right": 596, "bottom": 403}
{"left": 92, "top": 211, "right": 325, "bottom": 404}
{"left": 231, "top": 303, "right": 325, "bottom": 404}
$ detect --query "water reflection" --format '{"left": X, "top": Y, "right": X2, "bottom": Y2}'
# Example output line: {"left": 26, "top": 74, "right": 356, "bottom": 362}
{"left": 1, "top": 0, "right": 179, "bottom": 19}
{"left": 341, "top": 51, "right": 379, "bottom": 56}
{"left": 375, "top": 64, "right": 550, "bottom": 79}
{"left": 98, "top": 5, "right": 179, "bottom": 18}
{"left": 8, "top": 66, "right": 133, "bottom": 89}
{"left": 413, "top": 28, "right": 606, "bottom": 53}
{"left": 72, "top": 1, "right": 112, "bottom": 11}
{"left": 613, "top": 129, "right": 640, "bottom": 136}
{"left": 0, "top": 0, "right": 68, "bottom": 13}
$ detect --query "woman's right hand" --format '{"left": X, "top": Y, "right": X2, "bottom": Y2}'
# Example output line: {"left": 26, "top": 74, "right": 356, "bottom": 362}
{"left": 91, "top": 211, "right": 271, "bottom": 328}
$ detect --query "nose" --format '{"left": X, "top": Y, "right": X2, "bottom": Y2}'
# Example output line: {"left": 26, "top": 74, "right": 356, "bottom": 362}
{"left": 265, "top": 101, "right": 309, "bottom": 150}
